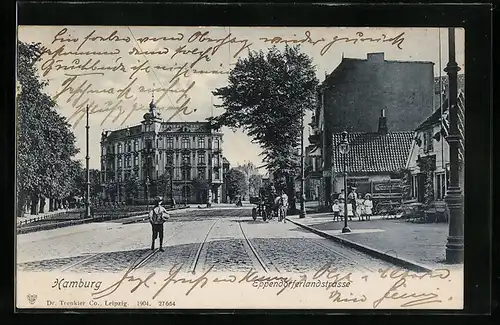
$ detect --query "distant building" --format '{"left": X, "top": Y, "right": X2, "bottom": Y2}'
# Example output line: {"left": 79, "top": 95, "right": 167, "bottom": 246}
{"left": 309, "top": 52, "right": 435, "bottom": 204}
{"left": 330, "top": 110, "right": 414, "bottom": 205}
{"left": 304, "top": 145, "right": 322, "bottom": 201}
{"left": 221, "top": 157, "right": 230, "bottom": 203}
{"left": 100, "top": 99, "right": 226, "bottom": 204}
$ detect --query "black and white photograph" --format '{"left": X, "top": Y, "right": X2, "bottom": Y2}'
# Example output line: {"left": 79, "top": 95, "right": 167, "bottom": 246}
{"left": 16, "top": 25, "right": 465, "bottom": 309}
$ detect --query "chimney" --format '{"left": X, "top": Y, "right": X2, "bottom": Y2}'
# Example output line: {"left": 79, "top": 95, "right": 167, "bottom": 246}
{"left": 367, "top": 52, "right": 385, "bottom": 63}
{"left": 378, "top": 109, "right": 388, "bottom": 134}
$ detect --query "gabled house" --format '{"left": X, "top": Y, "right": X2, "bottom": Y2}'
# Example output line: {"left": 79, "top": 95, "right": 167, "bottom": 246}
{"left": 405, "top": 90, "right": 465, "bottom": 207}
{"left": 330, "top": 110, "right": 414, "bottom": 205}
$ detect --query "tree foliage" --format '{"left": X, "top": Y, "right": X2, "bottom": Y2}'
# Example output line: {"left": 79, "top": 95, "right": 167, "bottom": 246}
{"left": 225, "top": 168, "right": 248, "bottom": 201}
{"left": 248, "top": 174, "right": 263, "bottom": 197}
{"left": 210, "top": 45, "right": 319, "bottom": 176}
{"left": 17, "top": 41, "right": 81, "bottom": 216}
{"left": 124, "top": 173, "right": 140, "bottom": 202}
{"left": 156, "top": 171, "right": 172, "bottom": 199}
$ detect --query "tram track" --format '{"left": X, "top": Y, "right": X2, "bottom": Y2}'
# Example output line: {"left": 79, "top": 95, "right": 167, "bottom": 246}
{"left": 58, "top": 220, "right": 186, "bottom": 272}
{"left": 189, "top": 219, "right": 219, "bottom": 274}
{"left": 238, "top": 213, "right": 270, "bottom": 273}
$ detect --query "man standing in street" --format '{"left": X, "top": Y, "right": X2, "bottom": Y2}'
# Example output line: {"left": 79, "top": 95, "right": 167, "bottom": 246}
{"left": 149, "top": 196, "right": 170, "bottom": 252}
{"left": 280, "top": 190, "right": 289, "bottom": 223}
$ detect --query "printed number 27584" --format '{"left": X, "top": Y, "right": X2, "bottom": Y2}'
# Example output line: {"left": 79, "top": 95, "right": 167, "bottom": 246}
{"left": 158, "top": 301, "right": 176, "bottom": 307}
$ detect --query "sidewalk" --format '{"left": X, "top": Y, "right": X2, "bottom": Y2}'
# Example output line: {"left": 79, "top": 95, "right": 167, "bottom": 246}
{"left": 286, "top": 213, "right": 462, "bottom": 271}
{"left": 17, "top": 209, "right": 74, "bottom": 226}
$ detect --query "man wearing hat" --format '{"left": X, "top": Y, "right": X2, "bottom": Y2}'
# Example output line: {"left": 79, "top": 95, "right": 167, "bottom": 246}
{"left": 348, "top": 186, "right": 358, "bottom": 219}
{"left": 148, "top": 196, "right": 170, "bottom": 251}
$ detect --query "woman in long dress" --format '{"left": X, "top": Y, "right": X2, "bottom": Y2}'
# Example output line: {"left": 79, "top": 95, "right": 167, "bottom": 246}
{"left": 356, "top": 193, "right": 365, "bottom": 221}
{"left": 363, "top": 193, "right": 373, "bottom": 221}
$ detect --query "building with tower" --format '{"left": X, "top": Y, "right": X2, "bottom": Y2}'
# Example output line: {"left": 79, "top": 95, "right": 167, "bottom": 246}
{"left": 100, "top": 97, "right": 226, "bottom": 205}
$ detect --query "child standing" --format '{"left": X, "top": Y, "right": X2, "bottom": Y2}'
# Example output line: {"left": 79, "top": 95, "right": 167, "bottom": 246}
{"left": 332, "top": 199, "right": 340, "bottom": 222}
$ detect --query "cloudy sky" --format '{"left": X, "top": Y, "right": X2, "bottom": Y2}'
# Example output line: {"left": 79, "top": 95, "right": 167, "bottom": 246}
{"left": 17, "top": 26, "right": 465, "bottom": 173}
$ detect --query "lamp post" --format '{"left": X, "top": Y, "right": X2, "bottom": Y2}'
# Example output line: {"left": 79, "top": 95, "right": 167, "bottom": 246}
{"left": 146, "top": 176, "right": 150, "bottom": 212}
{"left": 85, "top": 104, "right": 91, "bottom": 218}
{"left": 444, "top": 27, "right": 464, "bottom": 263}
{"left": 299, "top": 106, "right": 307, "bottom": 218}
{"left": 339, "top": 131, "right": 351, "bottom": 233}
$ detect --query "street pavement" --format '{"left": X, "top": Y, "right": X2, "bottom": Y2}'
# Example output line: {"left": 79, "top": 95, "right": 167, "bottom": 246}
{"left": 17, "top": 207, "right": 398, "bottom": 274}
{"left": 286, "top": 213, "right": 460, "bottom": 270}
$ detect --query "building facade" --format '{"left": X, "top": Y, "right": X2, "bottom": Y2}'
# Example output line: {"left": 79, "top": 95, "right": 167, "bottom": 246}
{"left": 304, "top": 145, "right": 322, "bottom": 201}
{"left": 309, "top": 52, "right": 435, "bottom": 205}
{"left": 100, "top": 100, "right": 226, "bottom": 204}
{"left": 330, "top": 111, "right": 413, "bottom": 205}
{"left": 405, "top": 90, "right": 465, "bottom": 206}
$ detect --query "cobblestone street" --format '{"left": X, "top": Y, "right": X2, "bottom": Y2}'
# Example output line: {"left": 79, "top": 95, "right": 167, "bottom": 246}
{"left": 17, "top": 208, "right": 398, "bottom": 274}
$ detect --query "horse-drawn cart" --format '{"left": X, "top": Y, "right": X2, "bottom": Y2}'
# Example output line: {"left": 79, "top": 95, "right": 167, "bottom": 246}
{"left": 250, "top": 196, "right": 276, "bottom": 221}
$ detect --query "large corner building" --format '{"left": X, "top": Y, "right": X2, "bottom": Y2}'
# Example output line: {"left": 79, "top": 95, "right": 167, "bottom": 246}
{"left": 100, "top": 99, "right": 226, "bottom": 204}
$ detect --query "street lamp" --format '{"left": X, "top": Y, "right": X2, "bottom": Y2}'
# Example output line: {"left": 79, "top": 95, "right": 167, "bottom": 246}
{"left": 146, "top": 176, "right": 151, "bottom": 212}
{"left": 339, "top": 131, "right": 351, "bottom": 233}
{"left": 444, "top": 27, "right": 463, "bottom": 263}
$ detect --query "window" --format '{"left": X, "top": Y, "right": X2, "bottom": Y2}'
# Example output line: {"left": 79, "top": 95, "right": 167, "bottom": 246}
{"left": 134, "top": 140, "right": 138, "bottom": 151}
{"left": 127, "top": 142, "right": 132, "bottom": 152}
{"left": 411, "top": 174, "right": 418, "bottom": 198}
{"left": 118, "top": 143, "right": 122, "bottom": 154}
{"left": 117, "top": 173, "right": 122, "bottom": 182}
{"left": 118, "top": 157, "right": 122, "bottom": 168}
{"left": 182, "top": 152, "right": 190, "bottom": 164}
{"left": 435, "top": 172, "right": 447, "bottom": 200}
{"left": 182, "top": 168, "right": 190, "bottom": 181}
{"left": 167, "top": 153, "right": 174, "bottom": 165}
{"left": 127, "top": 156, "right": 131, "bottom": 167}
{"left": 214, "top": 139, "right": 220, "bottom": 149}
{"left": 214, "top": 168, "right": 220, "bottom": 180}
{"left": 423, "top": 130, "right": 434, "bottom": 153}
{"left": 145, "top": 139, "right": 152, "bottom": 150}
{"left": 134, "top": 156, "right": 139, "bottom": 166}
{"left": 166, "top": 137, "right": 174, "bottom": 149}
{"left": 182, "top": 137, "right": 190, "bottom": 149}
{"left": 175, "top": 168, "right": 180, "bottom": 180}
{"left": 214, "top": 155, "right": 220, "bottom": 166}
{"left": 198, "top": 154, "right": 205, "bottom": 164}
{"left": 198, "top": 169, "right": 205, "bottom": 179}
{"left": 198, "top": 137, "right": 204, "bottom": 149}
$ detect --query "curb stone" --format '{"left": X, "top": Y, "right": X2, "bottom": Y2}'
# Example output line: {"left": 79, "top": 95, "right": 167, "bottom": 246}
{"left": 286, "top": 217, "right": 433, "bottom": 273}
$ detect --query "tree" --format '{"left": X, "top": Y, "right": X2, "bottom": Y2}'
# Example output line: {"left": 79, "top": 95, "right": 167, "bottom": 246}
{"left": 225, "top": 168, "right": 248, "bottom": 201}
{"left": 191, "top": 176, "right": 209, "bottom": 203}
{"left": 124, "top": 173, "right": 140, "bottom": 204}
{"left": 210, "top": 45, "right": 318, "bottom": 210}
{"left": 248, "top": 174, "right": 263, "bottom": 197}
{"left": 17, "top": 41, "right": 81, "bottom": 216}
{"left": 156, "top": 171, "right": 173, "bottom": 203}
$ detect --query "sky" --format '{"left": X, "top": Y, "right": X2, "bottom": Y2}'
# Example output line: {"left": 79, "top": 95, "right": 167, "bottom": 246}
{"left": 17, "top": 26, "right": 465, "bottom": 174}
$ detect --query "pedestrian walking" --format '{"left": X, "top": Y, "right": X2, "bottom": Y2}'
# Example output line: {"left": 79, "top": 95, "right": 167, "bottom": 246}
{"left": 148, "top": 196, "right": 170, "bottom": 251}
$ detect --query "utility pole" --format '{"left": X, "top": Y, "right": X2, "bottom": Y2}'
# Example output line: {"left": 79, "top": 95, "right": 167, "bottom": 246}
{"left": 85, "top": 104, "right": 91, "bottom": 218}
{"left": 299, "top": 106, "right": 306, "bottom": 218}
{"left": 444, "top": 27, "right": 464, "bottom": 263}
